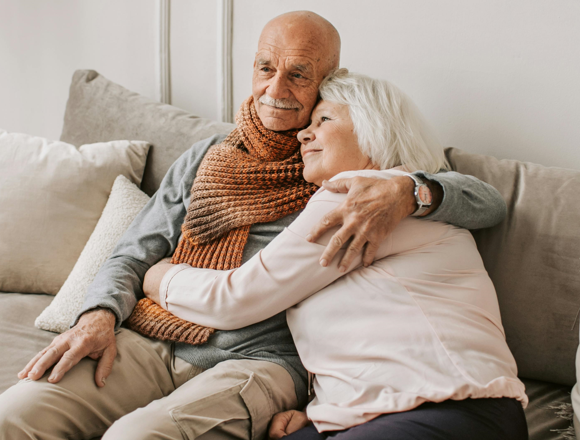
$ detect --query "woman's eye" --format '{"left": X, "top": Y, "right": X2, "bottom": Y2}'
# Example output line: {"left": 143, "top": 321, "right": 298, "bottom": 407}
{"left": 321, "top": 116, "right": 330, "bottom": 122}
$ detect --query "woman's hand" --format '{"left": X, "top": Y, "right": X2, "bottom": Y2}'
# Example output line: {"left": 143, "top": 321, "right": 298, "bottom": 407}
{"left": 143, "top": 258, "right": 174, "bottom": 305}
{"left": 269, "top": 410, "right": 310, "bottom": 439}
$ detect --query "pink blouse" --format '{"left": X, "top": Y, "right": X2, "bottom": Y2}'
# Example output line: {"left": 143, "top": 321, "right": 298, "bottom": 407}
{"left": 159, "top": 169, "right": 527, "bottom": 432}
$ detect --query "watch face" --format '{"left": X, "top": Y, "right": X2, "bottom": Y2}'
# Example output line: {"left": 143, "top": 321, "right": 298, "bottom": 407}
{"left": 418, "top": 185, "right": 432, "bottom": 205}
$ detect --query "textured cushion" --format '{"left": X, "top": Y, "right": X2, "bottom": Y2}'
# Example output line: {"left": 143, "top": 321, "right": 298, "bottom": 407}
{"left": 60, "top": 70, "right": 235, "bottom": 196}
{"left": 446, "top": 147, "right": 580, "bottom": 386}
{"left": 0, "top": 129, "right": 149, "bottom": 295}
{"left": 0, "top": 293, "right": 55, "bottom": 394}
{"left": 35, "top": 175, "right": 150, "bottom": 333}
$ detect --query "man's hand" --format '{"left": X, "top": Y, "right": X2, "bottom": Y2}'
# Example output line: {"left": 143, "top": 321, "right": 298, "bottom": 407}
{"left": 269, "top": 410, "right": 310, "bottom": 439}
{"left": 143, "top": 258, "right": 173, "bottom": 305}
{"left": 18, "top": 308, "right": 117, "bottom": 387}
{"left": 308, "top": 175, "right": 442, "bottom": 270}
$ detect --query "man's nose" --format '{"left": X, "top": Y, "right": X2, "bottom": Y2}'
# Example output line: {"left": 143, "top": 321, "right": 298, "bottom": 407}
{"left": 266, "top": 72, "right": 290, "bottom": 99}
{"left": 298, "top": 128, "right": 315, "bottom": 144}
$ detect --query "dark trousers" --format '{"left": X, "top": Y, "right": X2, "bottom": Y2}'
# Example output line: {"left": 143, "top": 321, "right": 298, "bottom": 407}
{"left": 285, "top": 398, "right": 528, "bottom": 440}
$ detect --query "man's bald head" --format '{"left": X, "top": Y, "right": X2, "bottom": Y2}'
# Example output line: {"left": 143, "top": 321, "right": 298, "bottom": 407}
{"left": 252, "top": 11, "right": 341, "bottom": 131}
{"left": 260, "top": 11, "right": 341, "bottom": 76}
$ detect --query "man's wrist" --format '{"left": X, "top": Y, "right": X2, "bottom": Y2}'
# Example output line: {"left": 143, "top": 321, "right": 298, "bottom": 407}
{"left": 80, "top": 307, "right": 116, "bottom": 326}
{"left": 422, "top": 178, "right": 443, "bottom": 216}
{"left": 396, "top": 175, "right": 418, "bottom": 217}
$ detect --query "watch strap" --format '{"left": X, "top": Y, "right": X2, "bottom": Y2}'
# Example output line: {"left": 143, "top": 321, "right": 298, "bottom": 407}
{"left": 406, "top": 174, "right": 431, "bottom": 217}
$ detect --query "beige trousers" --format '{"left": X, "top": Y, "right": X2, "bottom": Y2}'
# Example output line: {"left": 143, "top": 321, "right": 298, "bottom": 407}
{"left": 0, "top": 329, "right": 297, "bottom": 440}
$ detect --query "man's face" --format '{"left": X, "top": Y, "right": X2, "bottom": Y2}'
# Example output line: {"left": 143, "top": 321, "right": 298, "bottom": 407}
{"left": 252, "top": 32, "right": 327, "bottom": 132}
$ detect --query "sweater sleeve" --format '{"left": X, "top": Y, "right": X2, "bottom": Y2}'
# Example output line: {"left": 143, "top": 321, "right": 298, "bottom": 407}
{"left": 73, "top": 135, "right": 223, "bottom": 330}
{"left": 413, "top": 170, "right": 507, "bottom": 230}
{"left": 160, "top": 190, "right": 393, "bottom": 331}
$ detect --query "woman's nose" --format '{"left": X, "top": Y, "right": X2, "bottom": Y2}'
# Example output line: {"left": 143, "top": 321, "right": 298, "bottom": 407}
{"left": 298, "top": 128, "right": 315, "bottom": 144}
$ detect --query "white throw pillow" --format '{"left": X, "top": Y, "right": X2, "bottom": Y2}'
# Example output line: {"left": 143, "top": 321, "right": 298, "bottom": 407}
{"left": 35, "top": 175, "right": 150, "bottom": 333}
{"left": 0, "top": 129, "right": 149, "bottom": 294}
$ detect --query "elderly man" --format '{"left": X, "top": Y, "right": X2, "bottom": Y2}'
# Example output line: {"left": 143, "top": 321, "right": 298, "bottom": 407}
{"left": 0, "top": 11, "right": 505, "bottom": 440}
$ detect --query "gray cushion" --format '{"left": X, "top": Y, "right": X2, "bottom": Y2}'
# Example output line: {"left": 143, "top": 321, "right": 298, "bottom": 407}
{"left": 446, "top": 147, "right": 580, "bottom": 386}
{"left": 0, "top": 293, "right": 56, "bottom": 394}
{"left": 60, "top": 70, "right": 235, "bottom": 196}
{"left": 522, "top": 378, "right": 574, "bottom": 440}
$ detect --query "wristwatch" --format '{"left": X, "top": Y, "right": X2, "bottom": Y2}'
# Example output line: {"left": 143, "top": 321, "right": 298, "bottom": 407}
{"left": 406, "top": 174, "right": 432, "bottom": 217}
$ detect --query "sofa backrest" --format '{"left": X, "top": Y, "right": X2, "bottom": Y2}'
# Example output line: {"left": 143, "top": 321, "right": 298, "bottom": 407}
{"left": 60, "top": 70, "right": 235, "bottom": 196}
{"left": 447, "top": 147, "right": 580, "bottom": 386}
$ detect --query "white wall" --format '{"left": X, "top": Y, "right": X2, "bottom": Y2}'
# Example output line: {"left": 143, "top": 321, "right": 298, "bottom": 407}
{"left": 170, "top": 0, "right": 220, "bottom": 121}
{"left": 0, "top": 0, "right": 158, "bottom": 140}
{"left": 231, "top": 0, "right": 580, "bottom": 171}
{"left": 1, "top": 0, "right": 579, "bottom": 171}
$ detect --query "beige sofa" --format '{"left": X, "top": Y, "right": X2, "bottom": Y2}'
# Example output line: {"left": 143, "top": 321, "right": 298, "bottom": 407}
{"left": 1, "top": 70, "right": 579, "bottom": 439}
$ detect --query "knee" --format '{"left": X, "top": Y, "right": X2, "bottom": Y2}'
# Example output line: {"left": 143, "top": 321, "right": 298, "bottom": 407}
{"left": 103, "top": 405, "right": 180, "bottom": 440}
{"left": 0, "top": 380, "right": 52, "bottom": 440}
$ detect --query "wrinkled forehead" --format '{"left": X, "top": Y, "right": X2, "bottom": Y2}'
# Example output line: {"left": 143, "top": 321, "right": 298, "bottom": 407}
{"left": 255, "top": 47, "right": 318, "bottom": 74}
{"left": 256, "top": 26, "right": 326, "bottom": 69}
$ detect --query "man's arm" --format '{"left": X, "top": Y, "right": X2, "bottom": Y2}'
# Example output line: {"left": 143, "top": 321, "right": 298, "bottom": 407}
{"left": 18, "top": 135, "right": 222, "bottom": 386}
{"left": 308, "top": 170, "right": 507, "bottom": 270}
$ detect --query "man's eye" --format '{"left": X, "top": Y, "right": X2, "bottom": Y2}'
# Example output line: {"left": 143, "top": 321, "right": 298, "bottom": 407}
{"left": 292, "top": 73, "right": 304, "bottom": 79}
{"left": 260, "top": 67, "right": 271, "bottom": 73}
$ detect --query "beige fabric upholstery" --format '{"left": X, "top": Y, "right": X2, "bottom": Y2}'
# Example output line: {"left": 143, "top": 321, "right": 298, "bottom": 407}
{"left": 60, "top": 70, "right": 235, "bottom": 196}
{"left": 0, "top": 130, "right": 149, "bottom": 294}
{"left": 446, "top": 147, "right": 580, "bottom": 386}
{"left": 0, "top": 293, "right": 55, "bottom": 394}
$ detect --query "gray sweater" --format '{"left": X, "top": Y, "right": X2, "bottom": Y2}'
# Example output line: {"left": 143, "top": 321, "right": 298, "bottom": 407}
{"left": 76, "top": 134, "right": 507, "bottom": 408}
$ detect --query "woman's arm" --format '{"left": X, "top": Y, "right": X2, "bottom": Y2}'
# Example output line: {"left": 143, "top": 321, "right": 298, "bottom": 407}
{"left": 156, "top": 190, "right": 392, "bottom": 330}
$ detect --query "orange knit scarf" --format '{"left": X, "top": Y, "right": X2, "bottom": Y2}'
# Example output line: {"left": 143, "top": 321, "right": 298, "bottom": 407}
{"left": 126, "top": 97, "right": 317, "bottom": 344}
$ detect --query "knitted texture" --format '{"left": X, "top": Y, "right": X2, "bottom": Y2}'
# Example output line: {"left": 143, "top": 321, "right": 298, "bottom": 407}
{"left": 127, "top": 97, "right": 317, "bottom": 344}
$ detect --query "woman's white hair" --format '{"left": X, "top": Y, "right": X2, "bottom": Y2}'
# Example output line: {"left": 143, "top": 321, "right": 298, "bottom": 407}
{"left": 318, "top": 68, "right": 448, "bottom": 173}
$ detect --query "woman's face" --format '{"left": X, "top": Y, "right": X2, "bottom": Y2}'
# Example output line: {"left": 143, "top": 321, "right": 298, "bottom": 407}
{"left": 298, "top": 101, "right": 375, "bottom": 186}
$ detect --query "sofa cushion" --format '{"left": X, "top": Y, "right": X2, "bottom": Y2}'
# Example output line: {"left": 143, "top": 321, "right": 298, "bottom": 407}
{"left": 60, "top": 70, "right": 235, "bottom": 196}
{"left": 522, "top": 378, "right": 574, "bottom": 440}
{"left": 0, "top": 293, "right": 55, "bottom": 394}
{"left": 35, "top": 175, "right": 150, "bottom": 333}
{"left": 446, "top": 147, "right": 580, "bottom": 386}
{"left": 0, "top": 129, "right": 150, "bottom": 295}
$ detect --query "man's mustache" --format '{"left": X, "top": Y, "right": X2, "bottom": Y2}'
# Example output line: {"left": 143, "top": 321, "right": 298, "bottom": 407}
{"left": 258, "top": 94, "right": 302, "bottom": 110}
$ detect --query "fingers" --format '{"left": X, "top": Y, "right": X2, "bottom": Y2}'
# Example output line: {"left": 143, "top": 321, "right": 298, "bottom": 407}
{"left": 48, "top": 346, "right": 90, "bottom": 383}
{"left": 318, "top": 227, "right": 352, "bottom": 269}
{"left": 321, "top": 178, "right": 352, "bottom": 194}
{"left": 285, "top": 411, "right": 310, "bottom": 436}
{"left": 268, "top": 412, "right": 291, "bottom": 439}
{"left": 362, "top": 241, "right": 380, "bottom": 267}
{"left": 95, "top": 343, "right": 117, "bottom": 387}
{"left": 24, "top": 342, "right": 69, "bottom": 381}
{"left": 337, "top": 234, "right": 368, "bottom": 272}
{"left": 307, "top": 210, "right": 343, "bottom": 244}
{"left": 18, "top": 347, "right": 50, "bottom": 379}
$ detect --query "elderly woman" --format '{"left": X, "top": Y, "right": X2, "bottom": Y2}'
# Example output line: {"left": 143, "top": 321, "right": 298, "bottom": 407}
{"left": 144, "top": 69, "right": 528, "bottom": 440}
